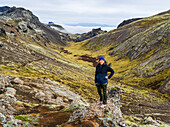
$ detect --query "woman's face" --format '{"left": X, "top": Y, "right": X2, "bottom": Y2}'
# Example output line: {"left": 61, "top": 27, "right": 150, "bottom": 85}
{"left": 99, "top": 60, "right": 105, "bottom": 65}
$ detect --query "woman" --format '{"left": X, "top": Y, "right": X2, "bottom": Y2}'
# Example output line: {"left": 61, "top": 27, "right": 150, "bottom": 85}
{"left": 95, "top": 56, "right": 114, "bottom": 108}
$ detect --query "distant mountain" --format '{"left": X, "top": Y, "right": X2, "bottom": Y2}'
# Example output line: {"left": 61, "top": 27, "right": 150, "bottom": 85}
{"left": 47, "top": 22, "right": 65, "bottom": 30}
{"left": 73, "top": 28, "right": 107, "bottom": 42}
{"left": 117, "top": 18, "right": 143, "bottom": 28}
{"left": 67, "top": 23, "right": 115, "bottom": 27}
{"left": 0, "top": 6, "right": 10, "bottom": 12}
{"left": 0, "top": 6, "right": 70, "bottom": 45}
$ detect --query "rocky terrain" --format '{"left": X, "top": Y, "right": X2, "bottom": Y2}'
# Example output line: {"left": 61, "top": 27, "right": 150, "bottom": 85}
{"left": 0, "top": 6, "right": 170, "bottom": 127}
{"left": 1, "top": 75, "right": 167, "bottom": 127}
{"left": 73, "top": 28, "right": 107, "bottom": 42}
{"left": 117, "top": 18, "right": 143, "bottom": 28}
{"left": 0, "top": 6, "right": 71, "bottom": 46}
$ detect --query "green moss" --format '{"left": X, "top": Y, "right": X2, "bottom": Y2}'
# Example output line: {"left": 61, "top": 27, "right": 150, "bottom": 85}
{"left": 159, "top": 124, "right": 170, "bottom": 127}
{"left": 14, "top": 115, "right": 37, "bottom": 122}
{"left": 61, "top": 102, "right": 89, "bottom": 112}
{"left": 82, "top": 35, "right": 105, "bottom": 50}
{"left": 126, "top": 121, "right": 137, "bottom": 126}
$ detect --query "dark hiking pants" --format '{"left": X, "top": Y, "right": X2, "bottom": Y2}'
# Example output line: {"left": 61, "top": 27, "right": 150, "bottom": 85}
{"left": 97, "top": 83, "right": 108, "bottom": 104}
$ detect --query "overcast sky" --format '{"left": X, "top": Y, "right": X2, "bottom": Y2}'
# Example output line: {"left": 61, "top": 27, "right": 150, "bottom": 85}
{"left": 0, "top": 0, "right": 169, "bottom": 33}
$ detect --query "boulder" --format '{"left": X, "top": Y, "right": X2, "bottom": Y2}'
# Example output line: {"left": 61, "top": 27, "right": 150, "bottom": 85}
{"left": 6, "top": 87, "right": 16, "bottom": 96}
{"left": 13, "top": 77, "right": 24, "bottom": 85}
{"left": 66, "top": 86, "right": 126, "bottom": 127}
{"left": 0, "top": 112, "right": 6, "bottom": 124}
{"left": 142, "top": 116, "right": 160, "bottom": 126}
{"left": 18, "top": 21, "right": 28, "bottom": 33}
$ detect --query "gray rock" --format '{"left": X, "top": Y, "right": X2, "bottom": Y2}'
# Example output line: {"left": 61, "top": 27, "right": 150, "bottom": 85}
{"left": 142, "top": 116, "right": 160, "bottom": 126}
{"left": 0, "top": 41, "right": 3, "bottom": 47}
{"left": 18, "top": 21, "right": 28, "bottom": 33}
{"left": 0, "top": 112, "right": 6, "bottom": 123}
{"left": 13, "top": 77, "right": 24, "bottom": 85}
{"left": 6, "top": 87, "right": 16, "bottom": 96}
{"left": 68, "top": 86, "right": 126, "bottom": 127}
{"left": 0, "top": 6, "right": 41, "bottom": 27}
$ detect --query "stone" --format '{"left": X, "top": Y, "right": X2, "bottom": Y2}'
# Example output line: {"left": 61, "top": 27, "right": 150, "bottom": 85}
{"left": 35, "top": 91, "right": 45, "bottom": 101}
{"left": 13, "top": 78, "right": 24, "bottom": 85}
{"left": 20, "top": 85, "right": 32, "bottom": 91}
{"left": 142, "top": 116, "right": 160, "bottom": 126}
{"left": 6, "top": 87, "right": 16, "bottom": 96}
{"left": 18, "top": 21, "right": 28, "bottom": 33}
{"left": 0, "top": 113, "right": 6, "bottom": 124}
{"left": 66, "top": 87, "right": 126, "bottom": 127}
{"left": 0, "top": 42, "right": 3, "bottom": 47}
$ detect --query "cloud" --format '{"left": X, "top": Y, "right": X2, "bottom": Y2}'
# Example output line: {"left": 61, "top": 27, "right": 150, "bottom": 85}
{"left": 0, "top": 0, "right": 169, "bottom": 33}
{"left": 60, "top": 24, "right": 115, "bottom": 34}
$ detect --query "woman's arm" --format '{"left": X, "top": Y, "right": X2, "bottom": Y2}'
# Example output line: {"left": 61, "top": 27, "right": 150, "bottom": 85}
{"left": 107, "top": 66, "right": 115, "bottom": 79}
{"left": 95, "top": 70, "right": 97, "bottom": 83}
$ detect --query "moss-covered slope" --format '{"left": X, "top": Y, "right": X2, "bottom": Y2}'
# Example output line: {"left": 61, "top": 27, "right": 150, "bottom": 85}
{"left": 80, "top": 10, "right": 170, "bottom": 93}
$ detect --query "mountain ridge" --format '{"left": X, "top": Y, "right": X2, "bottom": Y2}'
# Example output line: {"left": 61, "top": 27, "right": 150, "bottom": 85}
{"left": 0, "top": 6, "right": 169, "bottom": 126}
{"left": 66, "top": 23, "right": 115, "bottom": 27}
{"left": 79, "top": 9, "right": 170, "bottom": 93}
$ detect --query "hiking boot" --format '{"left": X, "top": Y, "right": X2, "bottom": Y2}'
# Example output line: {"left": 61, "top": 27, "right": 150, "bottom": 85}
{"left": 97, "top": 100, "right": 102, "bottom": 104}
{"left": 100, "top": 104, "right": 106, "bottom": 108}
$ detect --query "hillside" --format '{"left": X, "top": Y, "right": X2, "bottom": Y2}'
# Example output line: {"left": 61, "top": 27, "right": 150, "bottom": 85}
{"left": 0, "top": 7, "right": 170, "bottom": 126}
{"left": 80, "top": 10, "right": 170, "bottom": 94}
{"left": 60, "top": 10, "right": 170, "bottom": 124}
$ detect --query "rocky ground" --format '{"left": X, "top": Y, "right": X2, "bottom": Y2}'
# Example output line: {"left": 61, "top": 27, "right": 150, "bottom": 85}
{"left": 0, "top": 6, "right": 169, "bottom": 127}
{"left": 1, "top": 75, "right": 169, "bottom": 127}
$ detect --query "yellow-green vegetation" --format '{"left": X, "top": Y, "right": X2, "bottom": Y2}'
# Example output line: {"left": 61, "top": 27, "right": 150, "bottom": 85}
{"left": 14, "top": 115, "right": 39, "bottom": 122}
{"left": 56, "top": 40, "right": 169, "bottom": 103}
{"left": 109, "top": 10, "right": 170, "bottom": 33}
{"left": 0, "top": 10, "right": 169, "bottom": 118}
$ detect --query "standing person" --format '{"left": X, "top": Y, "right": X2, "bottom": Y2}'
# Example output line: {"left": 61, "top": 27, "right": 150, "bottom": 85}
{"left": 95, "top": 56, "right": 114, "bottom": 108}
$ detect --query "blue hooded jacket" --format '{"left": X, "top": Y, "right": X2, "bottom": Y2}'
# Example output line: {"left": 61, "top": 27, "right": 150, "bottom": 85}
{"left": 95, "top": 63, "right": 114, "bottom": 84}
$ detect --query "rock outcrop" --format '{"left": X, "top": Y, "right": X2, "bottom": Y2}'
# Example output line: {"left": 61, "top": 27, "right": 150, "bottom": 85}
{"left": 64, "top": 86, "right": 126, "bottom": 127}
{"left": 117, "top": 18, "right": 142, "bottom": 28}
{"left": 0, "top": 6, "right": 41, "bottom": 27}
{"left": 0, "top": 6, "right": 10, "bottom": 13}
{"left": 74, "top": 28, "right": 107, "bottom": 42}
{"left": 0, "top": 6, "right": 70, "bottom": 45}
